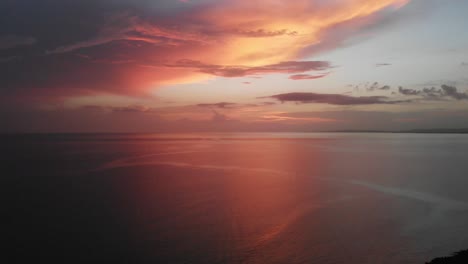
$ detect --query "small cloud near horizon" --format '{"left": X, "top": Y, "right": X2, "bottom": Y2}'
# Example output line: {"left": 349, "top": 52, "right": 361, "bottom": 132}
{"left": 376, "top": 63, "right": 392, "bottom": 67}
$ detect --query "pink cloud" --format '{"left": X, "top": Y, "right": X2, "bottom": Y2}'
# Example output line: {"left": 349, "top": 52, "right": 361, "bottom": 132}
{"left": 289, "top": 73, "right": 329, "bottom": 80}
{"left": 1, "top": 0, "right": 411, "bottom": 101}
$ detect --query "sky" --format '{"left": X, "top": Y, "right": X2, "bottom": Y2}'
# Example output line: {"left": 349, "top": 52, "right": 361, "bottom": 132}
{"left": 1, "top": 0, "right": 467, "bottom": 132}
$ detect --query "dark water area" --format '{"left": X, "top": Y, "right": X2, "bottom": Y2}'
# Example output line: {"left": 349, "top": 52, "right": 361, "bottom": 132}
{"left": 3, "top": 133, "right": 468, "bottom": 263}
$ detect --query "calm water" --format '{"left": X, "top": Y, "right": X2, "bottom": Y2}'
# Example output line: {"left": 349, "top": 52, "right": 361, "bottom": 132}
{"left": 4, "top": 133, "right": 468, "bottom": 263}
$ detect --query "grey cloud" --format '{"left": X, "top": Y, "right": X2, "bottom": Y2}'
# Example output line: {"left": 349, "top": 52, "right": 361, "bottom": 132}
{"left": 398, "top": 86, "right": 421, "bottom": 96}
{"left": 197, "top": 102, "right": 237, "bottom": 109}
{"left": 261, "top": 92, "right": 408, "bottom": 105}
{"left": 289, "top": 73, "right": 329, "bottom": 80}
{"left": 367, "top": 82, "right": 391, "bottom": 91}
{"left": 441, "top": 85, "right": 468, "bottom": 100}
{"left": 82, "top": 104, "right": 158, "bottom": 113}
{"left": 0, "top": 35, "right": 36, "bottom": 50}
{"left": 380, "top": 85, "right": 391, "bottom": 90}
{"left": 376, "top": 63, "right": 392, "bottom": 67}
{"left": 398, "top": 85, "right": 468, "bottom": 100}
{"left": 230, "top": 29, "right": 298, "bottom": 38}
{"left": 197, "top": 102, "right": 276, "bottom": 109}
{"left": 0, "top": 56, "right": 20, "bottom": 63}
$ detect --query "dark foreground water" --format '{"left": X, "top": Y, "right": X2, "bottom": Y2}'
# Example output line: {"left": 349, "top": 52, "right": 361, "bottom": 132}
{"left": 4, "top": 133, "right": 468, "bottom": 264}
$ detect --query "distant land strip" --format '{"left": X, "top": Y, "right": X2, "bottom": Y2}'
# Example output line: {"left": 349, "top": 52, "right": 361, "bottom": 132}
{"left": 426, "top": 249, "right": 468, "bottom": 263}
{"left": 1, "top": 128, "right": 468, "bottom": 135}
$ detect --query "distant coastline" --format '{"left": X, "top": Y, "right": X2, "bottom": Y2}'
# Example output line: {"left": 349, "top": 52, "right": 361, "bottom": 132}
{"left": 1, "top": 129, "right": 468, "bottom": 135}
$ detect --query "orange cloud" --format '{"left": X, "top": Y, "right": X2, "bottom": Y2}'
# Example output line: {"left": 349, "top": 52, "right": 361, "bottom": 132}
{"left": 195, "top": 0, "right": 409, "bottom": 64}
{"left": 289, "top": 73, "right": 329, "bottom": 80}
{"left": 1, "top": 0, "right": 411, "bottom": 100}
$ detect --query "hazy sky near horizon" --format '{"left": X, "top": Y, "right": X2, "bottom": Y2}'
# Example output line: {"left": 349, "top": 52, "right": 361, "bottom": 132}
{"left": 1, "top": 0, "right": 467, "bottom": 132}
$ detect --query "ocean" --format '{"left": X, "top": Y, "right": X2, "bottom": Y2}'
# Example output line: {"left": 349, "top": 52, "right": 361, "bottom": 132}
{"left": 4, "top": 133, "right": 468, "bottom": 263}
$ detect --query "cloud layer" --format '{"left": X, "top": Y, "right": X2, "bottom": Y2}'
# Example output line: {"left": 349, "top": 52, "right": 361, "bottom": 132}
{"left": 263, "top": 92, "right": 408, "bottom": 105}
{"left": 0, "top": 0, "right": 410, "bottom": 100}
{"left": 167, "top": 60, "right": 330, "bottom": 78}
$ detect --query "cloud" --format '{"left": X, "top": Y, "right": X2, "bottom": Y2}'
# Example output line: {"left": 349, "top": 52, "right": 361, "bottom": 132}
{"left": 230, "top": 29, "right": 298, "bottom": 38}
{"left": 379, "top": 85, "right": 391, "bottom": 90}
{"left": 82, "top": 104, "right": 158, "bottom": 113}
{"left": 167, "top": 60, "right": 330, "bottom": 77}
{"left": 4, "top": 102, "right": 467, "bottom": 133}
{"left": 398, "top": 86, "right": 421, "bottom": 96}
{"left": 288, "top": 73, "right": 329, "bottom": 80}
{"left": 441, "top": 85, "right": 468, "bottom": 100}
{"left": 261, "top": 92, "right": 408, "bottom": 105}
{"left": 0, "top": 0, "right": 410, "bottom": 100}
{"left": 110, "top": 105, "right": 154, "bottom": 113}
{"left": 393, "top": 118, "right": 420, "bottom": 123}
{"left": 366, "top": 82, "right": 391, "bottom": 91}
{"left": 197, "top": 101, "right": 276, "bottom": 109}
{"left": 211, "top": 110, "right": 229, "bottom": 122}
{"left": 0, "top": 56, "right": 20, "bottom": 63}
{"left": 264, "top": 110, "right": 468, "bottom": 131}
{"left": 0, "top": 35, "right": 36, "bottom": 50}
{"left": 80, "top": 101, "right": 277, "bottom": 120}
{"left": 46, "top": 13, "right": 210, "bottom": 54}
{"left": 197, "top": 102, "right": 237, "bottom": 109}
{"left": 260, "top": 114, "right": 338, "bottom": 123}
{"left": 376, "top": 63, "right": 392, "bottom": 67}
{"left": 398, "top": 85, "right": 468, "bottom": 100}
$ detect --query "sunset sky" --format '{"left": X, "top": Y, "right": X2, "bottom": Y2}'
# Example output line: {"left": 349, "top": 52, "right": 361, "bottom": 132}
{"left": 1, "top": 0, "right": 468, "bottom": 132}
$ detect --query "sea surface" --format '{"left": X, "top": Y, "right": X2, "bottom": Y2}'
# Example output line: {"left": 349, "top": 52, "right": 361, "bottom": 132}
{"left": 4, "top": 133, "right": 468, "bottom": 263}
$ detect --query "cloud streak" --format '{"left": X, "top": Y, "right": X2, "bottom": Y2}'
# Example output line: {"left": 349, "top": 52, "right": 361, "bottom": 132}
{"left": 376, "top": 63, "right": 392, "bottom": 67}
{"left": 0, "top": 35, "right": 36, "bottom": 50}
{"left": 168, "top": 60, "right": 330, "bottom": 77}
{"left": 289, "top": 73, "right": 329, "bottom": 80}
{"left": 262, "top": 92, "right": 408, "bottom": 105}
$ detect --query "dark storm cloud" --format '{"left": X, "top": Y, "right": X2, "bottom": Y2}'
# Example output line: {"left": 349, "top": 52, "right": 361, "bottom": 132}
{"left": 261, "top": 92, "right": 408, "bottom": 105}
